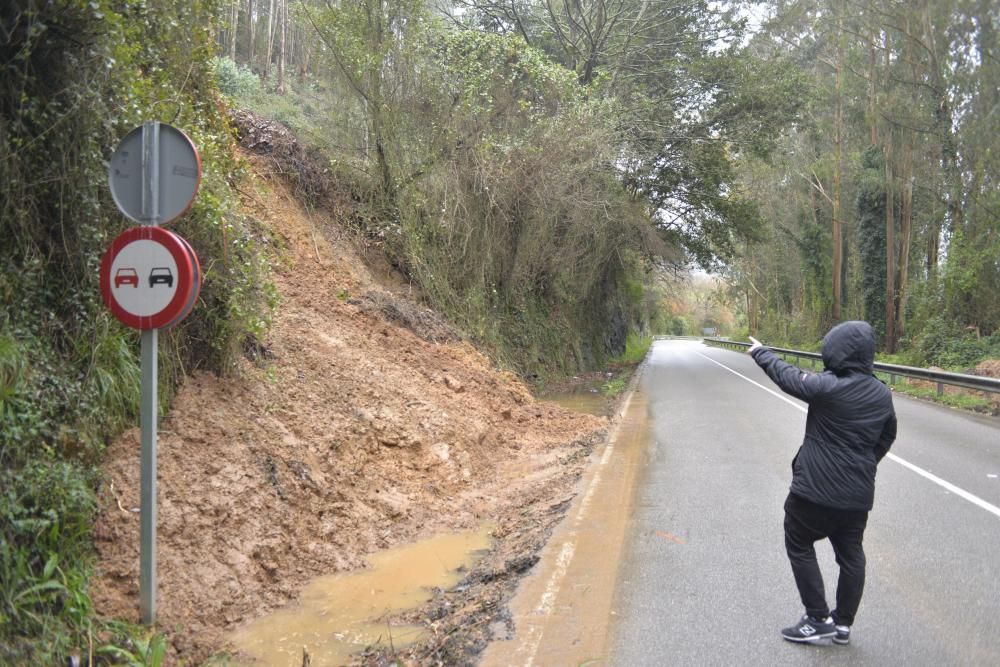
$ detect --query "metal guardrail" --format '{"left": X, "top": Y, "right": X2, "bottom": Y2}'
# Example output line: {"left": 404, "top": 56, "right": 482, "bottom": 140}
{"left": 704, "top": 338, "right": 1000, "bottom": 396}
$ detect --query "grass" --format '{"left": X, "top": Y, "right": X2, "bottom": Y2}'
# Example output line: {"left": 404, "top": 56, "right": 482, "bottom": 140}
{"left": 595, "top": 332, "right": 653, "bottom": 397}
{"left": 602, "top": 376, "right": 627, "bottom": 397}
{"left": 877, "top": 378, "right": 995, "bottom": 414}
{"left": 613, "top": 333, "right": 653, "bottom": 365}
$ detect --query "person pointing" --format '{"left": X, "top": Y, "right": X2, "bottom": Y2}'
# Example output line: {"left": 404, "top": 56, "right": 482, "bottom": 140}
{"left": 748, "top": 321, "right": 897, "bottom": 645}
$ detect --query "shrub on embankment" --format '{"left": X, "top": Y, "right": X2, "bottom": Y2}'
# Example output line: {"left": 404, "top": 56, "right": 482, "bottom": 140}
{"left": 220, "top": 27, "right": 667, "bottom": 377}
{"left": 0, "top": 1, "right": 270, "bottom": 660}
{"left": 392, "top": 33, "right": 656, "bottom": 374}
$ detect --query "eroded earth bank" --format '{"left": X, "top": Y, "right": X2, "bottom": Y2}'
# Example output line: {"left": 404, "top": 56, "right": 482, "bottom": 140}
{"left": 90, "top": 142, "right": 609, "bottom": 664}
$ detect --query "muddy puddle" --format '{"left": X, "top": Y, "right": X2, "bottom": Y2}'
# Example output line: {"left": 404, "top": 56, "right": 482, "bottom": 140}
{"left": 542, "top": 380, "right": 611, "bottom": 417}
{"left": 230, "top": 526, "right": 493, "bottom": 666}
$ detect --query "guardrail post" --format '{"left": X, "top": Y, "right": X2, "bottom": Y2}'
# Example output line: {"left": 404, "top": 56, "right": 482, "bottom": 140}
{"left": 937, "top": 382, "right": 944, "bottom": 397}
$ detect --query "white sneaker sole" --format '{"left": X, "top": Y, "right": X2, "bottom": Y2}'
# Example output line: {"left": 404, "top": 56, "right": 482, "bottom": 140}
{"left": 782, "top": 631, "right": 836, "bottom": 643}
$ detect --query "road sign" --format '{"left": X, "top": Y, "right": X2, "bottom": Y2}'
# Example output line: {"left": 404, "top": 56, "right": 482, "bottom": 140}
{"left": 109, "top": 123, "right": 201, "bottom": 225}
{"left": 103, "top": 122, "right": 204, "bottom": 625}
{"left": 100, "top": 226, "right": 200, "bottom": 330}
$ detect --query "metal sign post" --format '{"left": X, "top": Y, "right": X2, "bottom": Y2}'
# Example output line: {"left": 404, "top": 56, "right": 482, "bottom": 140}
{"left": 139, "top": 121, "right": 160, "bottom": 625}
{"left": 103, "top": 121, "right": 201, "bottom": 625}
{"left": 139, "top": 327, "right": 157, "bottom": 624}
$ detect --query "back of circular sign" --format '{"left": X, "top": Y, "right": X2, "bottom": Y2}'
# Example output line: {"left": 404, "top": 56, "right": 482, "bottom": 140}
{"left": 108, "top": 123, "right": 201, "bottom": 225}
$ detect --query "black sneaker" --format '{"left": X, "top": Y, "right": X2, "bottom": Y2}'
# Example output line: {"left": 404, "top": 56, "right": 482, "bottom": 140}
{"left": 833, "top": 624, "right": 850, "bottom": 645}
{"left": 781, "top": 615, "right": 836, "bottom": 643}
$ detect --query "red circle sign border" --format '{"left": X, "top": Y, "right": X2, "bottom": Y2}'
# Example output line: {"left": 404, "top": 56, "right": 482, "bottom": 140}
{"left": 168, "top": 128, "right": 201, "bottom": 225}
{"left": 100, "top": 227, "right": 196, "bottom": 330}
{"left": 162, "top": 234, "right": 202, "bottom": 330}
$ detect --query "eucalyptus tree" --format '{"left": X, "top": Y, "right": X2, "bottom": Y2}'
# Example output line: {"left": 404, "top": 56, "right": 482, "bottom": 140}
{"left": 735, "top": 0, "right": 999, "bottom": 351}
{"left": 300, "top": 0, "right": 430, "bottom": 199}
{"left": 939, "top": 0, "right": 1000, "bottom": 337}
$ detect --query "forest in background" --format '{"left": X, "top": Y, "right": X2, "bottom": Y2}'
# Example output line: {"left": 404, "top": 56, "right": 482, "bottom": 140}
{"left": 1, "top": 0, "right": 998, "bottom": 662}
{"left": 216, "top": 0, "right": 1000, "bottom": 369}
{"left": 725, "top": 0, "right": 1000, "bottom": 368}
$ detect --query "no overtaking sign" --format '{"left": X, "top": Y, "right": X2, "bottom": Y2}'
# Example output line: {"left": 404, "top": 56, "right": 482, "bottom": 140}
{"left": 99, "top": 225, "right": 201, "bottom": 330}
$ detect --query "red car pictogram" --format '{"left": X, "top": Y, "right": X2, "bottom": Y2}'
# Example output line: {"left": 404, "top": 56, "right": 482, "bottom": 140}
{"left": 114, "top": 267, "right": 139, "bottom": 288}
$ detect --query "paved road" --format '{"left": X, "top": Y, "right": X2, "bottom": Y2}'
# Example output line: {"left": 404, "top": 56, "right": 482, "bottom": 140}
{"left": 609, "top": 339, "right": 1000, "bottom": 666}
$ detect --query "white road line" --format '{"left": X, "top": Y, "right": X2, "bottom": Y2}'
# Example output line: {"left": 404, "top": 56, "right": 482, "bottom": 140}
{"left": 695, "top": 348, "right": 1000, "bottom": 521}
{"left": 695, "top": 351, "right": 806, "bottom": 411}
{"left": 887, "top": 454, "right": 1000, "bottom": 519}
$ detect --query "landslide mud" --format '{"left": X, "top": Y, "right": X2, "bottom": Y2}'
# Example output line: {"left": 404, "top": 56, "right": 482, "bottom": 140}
{"left": 90, "top": 153, "right": 607, "bottom": 663}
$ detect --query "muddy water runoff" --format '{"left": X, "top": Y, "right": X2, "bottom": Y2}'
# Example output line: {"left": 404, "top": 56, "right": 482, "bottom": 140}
{"left": 230, "top": 526, "right": 492, "bottom": 665}
{"left": 543, "top": 382, "right": 611, "bottom": 417}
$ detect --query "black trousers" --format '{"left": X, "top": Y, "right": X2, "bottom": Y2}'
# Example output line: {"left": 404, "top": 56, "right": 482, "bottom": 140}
{"left": 783, "top": 492, "right": 869, "bottom": 626}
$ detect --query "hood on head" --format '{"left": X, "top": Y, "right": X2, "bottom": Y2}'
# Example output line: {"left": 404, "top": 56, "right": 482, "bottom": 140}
{"left": 822, "top": 321, "right": 876, "bottom": 374}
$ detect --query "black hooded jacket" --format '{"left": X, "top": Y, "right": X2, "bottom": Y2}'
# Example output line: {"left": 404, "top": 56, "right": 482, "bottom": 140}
{"left": 751, "top": 321, "right": 897, "bottom": 511}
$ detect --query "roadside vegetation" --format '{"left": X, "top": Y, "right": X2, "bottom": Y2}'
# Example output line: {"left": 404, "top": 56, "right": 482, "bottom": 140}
{"left": 211, "top": 0, "right": 805, "bottom": 376}
{"left": 1, "top": 1, "right": 271, "bottom": 662}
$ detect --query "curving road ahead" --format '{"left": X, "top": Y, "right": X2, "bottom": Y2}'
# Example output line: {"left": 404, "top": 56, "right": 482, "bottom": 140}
{"left": 609, "top": 339, "right": 1000, "bottom": 666}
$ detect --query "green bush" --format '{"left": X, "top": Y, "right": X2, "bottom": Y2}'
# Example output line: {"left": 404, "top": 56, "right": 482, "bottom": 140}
{"left": 614, "top": 332, "right": 652, "bottom": 364}
{"left": 213, "top": 56, "right": 261, "bottom": 99}
{"left": 912, "top": 316, "right": 999, "bottom": 369}
{"left": 0, "top": 462, "right": 95, "bottom": 663}
{"left": 386, "top": 31, "right": 658, "bottom": 375}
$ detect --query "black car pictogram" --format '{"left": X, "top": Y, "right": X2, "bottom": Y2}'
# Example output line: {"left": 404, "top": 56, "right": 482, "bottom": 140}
{"left": 149, "top": 267, "right": 174, "bottom": 288}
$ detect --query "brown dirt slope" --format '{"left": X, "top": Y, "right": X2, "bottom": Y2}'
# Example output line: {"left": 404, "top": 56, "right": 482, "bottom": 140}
{"left": 90, "top": 154, "right": 606, "bottom": 663}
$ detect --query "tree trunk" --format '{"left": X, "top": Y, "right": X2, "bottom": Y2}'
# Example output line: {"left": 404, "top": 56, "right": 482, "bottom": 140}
{"left": 884, "top": 131, "right": 896, "bottom": 353}
{"left": 276, "top": 0, "right": 286, "bottom": 94}
{"left": 831, "top": 1, "right": 844, "bottom": 323}
{"left": 920, "top": 2, "right": 963, "bottom": 240}
{"left": 264, "top": 0, "right": 276, "bottom": 81}
{"left": 868, "top": 31, "right": 879, "bottom": 146}
{"left": 247, "top": 0, "right": 256, "bottom": 69}
{"left": 367, "top": 0, "right": 394, "bottom": 198}
{"left": 229, "top": 0, "right": 239, "bottom": 60}
{"left": 299, "top": 35, "right": 310, "bottom": 83}
{"left": 894, "top": 13, "right": 917, "bottom": 344}
{"left": 896, "top": 131, "right": 913, "bottom": 343}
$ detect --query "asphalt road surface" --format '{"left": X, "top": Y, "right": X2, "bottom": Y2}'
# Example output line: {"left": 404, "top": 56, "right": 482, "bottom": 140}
{"left": 608, "top": 339, "right": 1000, "bottom": 666}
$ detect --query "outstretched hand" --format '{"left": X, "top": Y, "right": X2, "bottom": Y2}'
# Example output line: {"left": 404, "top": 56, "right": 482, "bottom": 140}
{"left": 748, "top": 336, "right": 763, "bottom": 354}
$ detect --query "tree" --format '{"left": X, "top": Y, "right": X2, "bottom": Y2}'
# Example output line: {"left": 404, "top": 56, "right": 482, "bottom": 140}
{"left": 829, "top": 0, "right": 845, "bottom": 322}
{"left": 276, "top": 0, "right": 287, "bottom": 93}
{"left": 303, "top": 0, "right": 429, "bottom": 198}
{"left": 732, "top": 0, "right": 1000, "bottom": 353}
{"left": 247, "top": 0, "right": 257, "bottom": 70}
{"left": 265, "top": 0, "right": 276, "bottom": 80}
{"left": 857, "top": 145, "right": 888, "bottom": 344}
{"left": 452, "top": 0, "right": 804, "bottom": 270}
